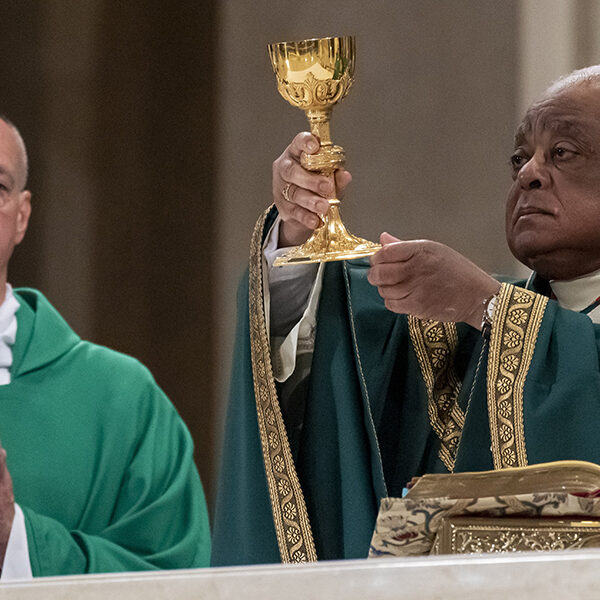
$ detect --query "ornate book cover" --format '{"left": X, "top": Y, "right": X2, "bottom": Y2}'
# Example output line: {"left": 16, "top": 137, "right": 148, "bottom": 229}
{"left": 435, "top": 517, "right": 600, "bottom": 554}
{"left": 369, "top": 461, "right": 600, "bottom": 558}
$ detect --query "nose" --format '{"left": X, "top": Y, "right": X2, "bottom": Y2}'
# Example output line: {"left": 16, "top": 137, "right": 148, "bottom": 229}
{"left": 518, "top": 152, "right": 549, "bottom": 190}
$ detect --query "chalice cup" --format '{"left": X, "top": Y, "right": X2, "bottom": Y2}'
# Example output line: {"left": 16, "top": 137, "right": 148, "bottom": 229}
{"left": 268, "top": 35, "right": 381, "bottom": 266}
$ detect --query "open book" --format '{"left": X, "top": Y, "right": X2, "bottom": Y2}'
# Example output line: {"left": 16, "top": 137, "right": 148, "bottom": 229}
{"left": 405, "top": 460, "right": 600, "bottom": 499}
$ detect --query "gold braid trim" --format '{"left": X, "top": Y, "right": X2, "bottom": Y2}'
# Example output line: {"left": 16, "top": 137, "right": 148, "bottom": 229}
{"left": 248, "top": 207, "right": 317, "bottom": 563}
{"left": 487, "top": 283, "right": 548, "bottom": 469}
{"left": 408, "top": 317, "right": 464, "bottom": 472}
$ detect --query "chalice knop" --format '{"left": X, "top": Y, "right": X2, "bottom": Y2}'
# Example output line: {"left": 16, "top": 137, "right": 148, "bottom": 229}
{"left": 268, "top": 35, "right": 381, "bottom": 266}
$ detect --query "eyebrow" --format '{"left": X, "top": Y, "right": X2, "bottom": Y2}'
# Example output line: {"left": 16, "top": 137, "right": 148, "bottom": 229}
{"left": 514, "top": 118, "right": 594, "bottom": 149}
{"left": 513, "top": 124, "right": 527, "bottom": 147}
{"left": 547, "top": 120, "right": 591, "bottom": 139}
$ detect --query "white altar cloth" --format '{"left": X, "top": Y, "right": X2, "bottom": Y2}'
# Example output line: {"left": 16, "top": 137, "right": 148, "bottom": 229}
{"left": 1, "top": 549, "right": 598, "bottom": 599}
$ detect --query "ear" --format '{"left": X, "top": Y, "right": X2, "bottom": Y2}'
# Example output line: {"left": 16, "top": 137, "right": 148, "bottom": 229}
{"left": 14, "top": 191, "right": 31, "bottom": 245}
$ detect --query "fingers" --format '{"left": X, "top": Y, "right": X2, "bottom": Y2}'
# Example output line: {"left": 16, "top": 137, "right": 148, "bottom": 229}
{"left": 0, "top": 446, "right": 13, "bottom": 502}
{"left": 368, "top": 237, "right": 425, "bottom": 300}
{"left": 368, "top": 261, "right": 418, "bottom": 317}
{"left": 277, "top": 157, "right": 333, "bottom": 203}
{"left": 0, "top": 444, "right": 14, "bottom": 562}
{"left": 334, "top": 169, "right": 352, "bottom": 198}
{"left": 0, "top": 448, "right": 6, "bottom": 481}
{"left": 376, "top": 279, "right": 416, "bottom": 317}
{"left": 380, "top": 231, "right": 400, "bottom": 245}
{"left": 370, "top": 236, "right": 421, "bottom": 267}
{"left": 288, "top": 131, "right": 320, "bottom": 159}
{"left": 273, "top": 133, "right": 331, "bottom": 216}
{"left": 368, "top": 264, "right": 409, "bottom": 288}
{"left": 280, "top": 187, "right": 323, "bottom": 230}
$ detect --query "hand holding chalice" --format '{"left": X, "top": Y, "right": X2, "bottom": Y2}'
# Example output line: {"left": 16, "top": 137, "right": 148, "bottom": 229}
{"left": 268, "top": 35, "right": 380, "bottom": 266}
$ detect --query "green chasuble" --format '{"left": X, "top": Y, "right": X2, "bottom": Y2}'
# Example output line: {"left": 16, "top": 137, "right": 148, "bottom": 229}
{"left": 4, "top": 288, "right": 210, "bottom": 576}
{"left": 212, "top": 206, "right": 600, "bottom": 566}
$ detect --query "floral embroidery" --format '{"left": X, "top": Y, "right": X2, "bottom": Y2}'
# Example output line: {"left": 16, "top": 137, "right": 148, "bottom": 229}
{"left": 283, "top": 502, "right": 297, "bottom": 520}
{"left": 426, "top": 326, "right": 444, "bottom": 343}
{"left": 514, "top": 290, "right": 531, "bottom": 303}
{"left": 431, "top": 347, "right": 449, "bottom": 368}
{"left": 292, "top": 551, "right": 307, "bottom": 562}
{"left": 501, "top": 354, "right": 520, "bottom": 372}
{"left": 268, "top": 431, "right": 279, "bottom": 449}
{"left": 499, "top": 424, "right": 513, "bottom": 443}
{"left": 286, "top": 527, "right": 301, "bottom": 544}
{"left": 370, "top": 492, "right": 600, "bottom": 558}
{"left": 278, "top": 479, "right": 291, "bottom": 496}
{"left": 409, "top": 317, "right": 463, "bottom": 473}
{"left": 438, "top": 393, "right": 452, "bottom": 413}
{"left": 498, "top": 399, "right": 513, "bottom": 418}
{"left": 496, "top": 377, "right": 511, "bottom": 394}
{"left": 488, "top": 283, "right": 547, "bottom": 470}
{"left": 248, "top": 207, "right": 317, "bottom": 563}
{"left": 502, "top": 447, "right": 517, "bottom": 466}
{"left": 509, "top": 308, "right": 528, "bottom": 326}
{"left": 503, "top": 330, "right": 521, "bottom": 348}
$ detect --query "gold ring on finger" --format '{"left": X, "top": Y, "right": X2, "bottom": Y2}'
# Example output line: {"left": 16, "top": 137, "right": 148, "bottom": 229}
{"left": 282, "top": 182, "right": 292, "bottom": 202}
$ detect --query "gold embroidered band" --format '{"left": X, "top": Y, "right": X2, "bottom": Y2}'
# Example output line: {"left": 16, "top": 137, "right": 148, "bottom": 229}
{"left": 248, "top": 207, "right": 317, "bottom": 563}
{"left": 487, "top": 283, "right": 548, "bottom": 469}
{"left": 409, "top": 317, "right": 464, "bottom": 472}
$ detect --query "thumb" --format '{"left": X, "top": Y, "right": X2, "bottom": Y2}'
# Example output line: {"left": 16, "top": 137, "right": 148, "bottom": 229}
{"left": 380, "top": 231, "right": 401, "bottom": 245}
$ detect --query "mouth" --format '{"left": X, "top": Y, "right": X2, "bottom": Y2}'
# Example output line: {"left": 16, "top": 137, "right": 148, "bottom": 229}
{"left": 515, "top": 206, "right": 554, "bottom": 222}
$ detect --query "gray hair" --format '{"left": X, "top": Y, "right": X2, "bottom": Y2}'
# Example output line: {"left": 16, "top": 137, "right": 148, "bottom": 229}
{"left": 546, "top": 65, "right": 600, "bottom": 96}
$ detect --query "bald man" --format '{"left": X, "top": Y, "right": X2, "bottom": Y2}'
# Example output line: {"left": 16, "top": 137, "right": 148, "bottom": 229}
{"left": 213, "top": 66, "right": 600, "bottom": 565}
{"left": 0, "top": 116, "right": 210, "bottom": 578}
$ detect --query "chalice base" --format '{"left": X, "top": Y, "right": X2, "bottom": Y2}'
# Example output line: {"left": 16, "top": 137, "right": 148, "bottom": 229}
{"left": 273, "top": 204, "right": 381, "bottom": 266}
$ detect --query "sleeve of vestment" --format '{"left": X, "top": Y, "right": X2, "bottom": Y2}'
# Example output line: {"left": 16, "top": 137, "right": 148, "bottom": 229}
{"left": 264, "top": 215, "right": 319, "bottom": 338}
{"left": 486, "top": 282, "right": 600, "bottom": 468}
{"left": 263, "top": 216, "right": 324, "bottom": 382}
{"left": 19, "top": 381, "right": 210, "bottom": 577}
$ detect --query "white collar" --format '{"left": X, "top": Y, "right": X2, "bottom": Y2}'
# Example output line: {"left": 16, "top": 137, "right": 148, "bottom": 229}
{"left": 550, "top": 268, "right": 600, "bottom": 312}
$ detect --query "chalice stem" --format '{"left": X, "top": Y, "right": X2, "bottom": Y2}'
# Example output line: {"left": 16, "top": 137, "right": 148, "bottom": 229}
{"left": 306, "top": 109, "right": 333, "bottom": 148}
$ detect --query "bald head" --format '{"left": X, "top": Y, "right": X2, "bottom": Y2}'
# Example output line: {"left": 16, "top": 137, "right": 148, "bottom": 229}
{"left": 0, "top": 116, "right": 32, "bottom": 296}
{"left": 0, "top": 116, "right": 28, "bottom": 191}
{"left": 516, "top": 65, "right": 600, "bottom": 149}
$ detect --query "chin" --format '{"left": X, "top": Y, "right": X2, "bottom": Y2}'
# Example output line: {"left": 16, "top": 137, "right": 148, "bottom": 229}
{"left": 509, "top": 240, "right": 563, "bottom": 280}
{"left": 508, "top": 231, "right": 600, "bottom": 279}
{"left": 527, "top": 261, "right": 569, "bottom": 281}
{"left": 508, "top": 236, "right": 550, "bottom": 269}
{"left": 513, "top": 250, "right": 596, "bottom": 281}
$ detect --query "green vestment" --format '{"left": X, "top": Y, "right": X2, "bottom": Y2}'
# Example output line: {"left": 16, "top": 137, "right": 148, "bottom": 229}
{"left": 5, "top": 288, "right": 210, "bottom": 576}
{"left": 212, "top": 207, "right": 600, "bottom": 566}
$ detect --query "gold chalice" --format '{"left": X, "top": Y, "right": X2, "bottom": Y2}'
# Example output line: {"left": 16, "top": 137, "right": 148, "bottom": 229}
{"left": 268, "top": 35, "right": 381, "bottom": 266}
